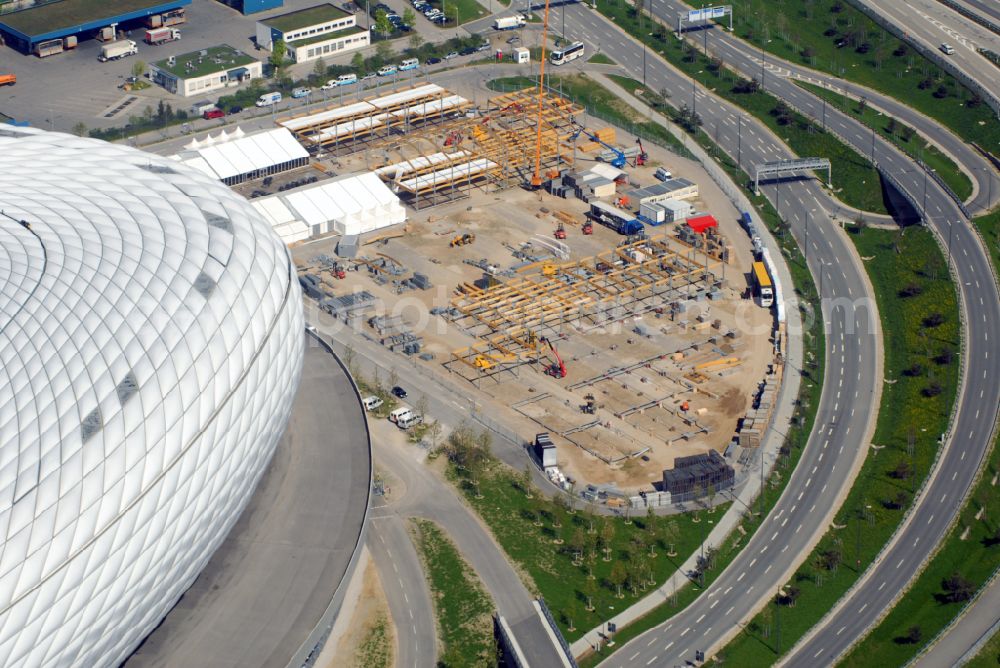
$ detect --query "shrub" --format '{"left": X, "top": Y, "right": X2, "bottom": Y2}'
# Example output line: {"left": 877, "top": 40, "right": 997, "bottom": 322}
{"left": 898, "top": 282, "right": 923, "bottom": 297}
{"left": 922, "top": 381, "right": 943, "bottom": 397}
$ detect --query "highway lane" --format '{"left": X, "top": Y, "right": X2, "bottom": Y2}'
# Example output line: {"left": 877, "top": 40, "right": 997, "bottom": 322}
{"left": 636, "top": 3, "right": 1000, "bottom": 664}
{"left": 560, "top": 6, "right": 881, "bottom": 666}
{"left": 852, "top": 0, "right": 1000, "bottom": 106}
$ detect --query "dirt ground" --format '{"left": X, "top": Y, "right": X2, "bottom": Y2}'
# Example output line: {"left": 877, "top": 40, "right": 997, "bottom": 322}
{"left": 293, "top": 119, "right": 777, "bottom": 493}
{"left": 322, "top": 557, "right": 395, "bottom": 668}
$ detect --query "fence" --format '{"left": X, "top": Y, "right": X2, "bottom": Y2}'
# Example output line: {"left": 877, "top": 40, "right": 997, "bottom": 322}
{"left": 536, "top": 598, "right": 580, "bottom": 668}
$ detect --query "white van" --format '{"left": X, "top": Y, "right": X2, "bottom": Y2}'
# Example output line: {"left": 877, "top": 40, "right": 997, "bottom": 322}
{"left": 397, "top": 414, "right": 423, "bottom": 429}
{"left": 654, "top": 166, "right": 673, "bottom": 182}
{"left": 399, "top": 58, "right": 419, "bottom": 71}
{"left": 255, "top": 91, "right": 282, "bottom": 107}
{"left": 377, "top": 64, "right": 398, "bottom": 76}
{"left": 362, "top": 395, "right": 383, "bottom": 411}
{"left": 335, "top": 73, "right": 358, "bottom": 86}
{"left": 389, "top": 406, "right": 413, "bottom": 423}
{"left": 939, "top": 43, "right": 955, "bottom": 55}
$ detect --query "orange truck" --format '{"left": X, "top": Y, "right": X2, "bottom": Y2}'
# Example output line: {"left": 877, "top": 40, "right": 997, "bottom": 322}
{"left": 0, "top": 74, "right": 16, "bottom": 86}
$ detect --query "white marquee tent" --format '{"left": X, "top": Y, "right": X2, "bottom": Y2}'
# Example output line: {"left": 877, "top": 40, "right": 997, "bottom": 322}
{"left": 252, "top": 171, "right": 406, "bottom": 244}
{"left": 172, "top": 127, "right": 309, "bottom": 185}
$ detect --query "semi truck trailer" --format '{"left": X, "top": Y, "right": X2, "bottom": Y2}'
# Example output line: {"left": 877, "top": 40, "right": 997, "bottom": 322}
{"left": 493, "top": 14, "right": 526, "bottom": 30}
{"left": 144, "top": 28, "right": 181, "bottom": 45}
{"left": 98, "top": 40, "right": 138, "bottom": 62}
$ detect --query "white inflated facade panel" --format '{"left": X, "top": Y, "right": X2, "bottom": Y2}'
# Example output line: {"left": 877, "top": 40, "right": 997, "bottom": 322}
{"left": 0, "top": 128, "right": 304, "bottom": 667}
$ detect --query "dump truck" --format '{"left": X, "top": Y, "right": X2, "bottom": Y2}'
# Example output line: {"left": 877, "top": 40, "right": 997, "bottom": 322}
{"left": 752, "top": 261, "right": 773, "bottom": 307}
{"left": 493, "top": 14, "right": 526, "bottom": 30}
{"left": 98, "top": 40, "right": 138, "bottom": 62}
{"left": 0, "top": 74, "right": 15, "bottom": 86}
{"left": 144, "top": 27, "right": 181, "bottom": 45}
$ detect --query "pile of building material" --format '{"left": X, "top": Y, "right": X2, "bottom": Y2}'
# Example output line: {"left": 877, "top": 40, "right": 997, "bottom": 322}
{"left": 661, "top": 450, "right": 735, "bottom": 502}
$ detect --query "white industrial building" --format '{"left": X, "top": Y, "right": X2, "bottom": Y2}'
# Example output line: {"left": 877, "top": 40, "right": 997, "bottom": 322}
{"left": 172, "top": 126, "right": 310, "bottom": 185}
{"left": 256, "top": 2, "right": 370, "bottom": 64}
{"left": 252, "top": 171, "right": 407, "bottom": 243}
{"left": 0, "top": 126, "right": 303, "bottom": 667}
{"left": 149, "top": 44, "right": 262, "bottom": 97}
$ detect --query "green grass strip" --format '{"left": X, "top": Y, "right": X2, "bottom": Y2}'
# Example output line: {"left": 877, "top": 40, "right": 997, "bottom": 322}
{"left": 967, "top": 625, "right": 1000, "bottom": 667}
{"left": 716, "top": 226, "right": 960, "bottom": 665}
{"left": 409, "top": 518, "right": 495, "bottom": 667}
{"left": 794, "top": 80, "right": 973, "bottom": 202}
{"left": 723, "top": 0, "right": 999, "bottom": 151}
{"left": 594, "top": 0, "right": 887, "bottom": 215}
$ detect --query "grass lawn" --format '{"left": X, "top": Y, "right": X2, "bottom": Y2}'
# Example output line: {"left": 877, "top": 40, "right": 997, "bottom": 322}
{"left": 424, "top": 0, "right": 488, "bottom": 26}
{"left": 409, "top": 519, "right": 495, "bottom": 667}
{"left": 594, "top": 0, "right": 888, "bottom": 215}
{"left": 795, "top": 81, "right": 973, "bottom": 202}
{"left": 968, "top": 625, "right": 1000, "bottom": 667}
{"left": 838, "top": 427, "right": 1000, "bottom": 667}
{"left": 487, "top": 74, "right": 694, "bottom": 159}
{"left": 588, "top": 52, "right": 617, "bottom": 65}
{"left": 446, "top": 450, "right": 733, "bottom": 643}
{"left": 974, "top": 208, "right": 1000, "bottom": 274}
{"left": 716, "top": 225, "right": 960, "bottom": 665}
{"left": 718, "top": 0, "right": 1000, "bottom": 153}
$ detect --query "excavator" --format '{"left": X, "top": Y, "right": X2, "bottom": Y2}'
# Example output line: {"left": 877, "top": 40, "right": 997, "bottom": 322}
{"left": 539, "top": 336, "right": 567, "bottom": 378}
{"left": 636, "top": 138, "right": 648, "bottom": 166}
{"left": 450, "top": 233, "right": 476, "bottom": 247}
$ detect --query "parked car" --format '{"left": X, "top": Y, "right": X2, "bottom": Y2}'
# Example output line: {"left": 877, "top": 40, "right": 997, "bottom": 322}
{"left": 392, "top": 386, "right": 407, "bottom": 398}
{"left": 202, "top": 107, "right": 225, "bottom": 119}
{"left": 361, "top": 72, "right": 377, "bottom": 80}
{"left": 335, "top": 73, "right": 358, "bottom": 85}
{"left": 426, "top": 56, "right": 442, "bottom": 65}
{"left": 444, "top": 50, "right": 458, "bottom": 59}
{"left": 459, "top": 47, "right": 476, "bottom": 56}
{"left": 432, "top": 15, "right": 447, "bottom": 23}
{"left": 398, "top": 23, "right": 412, "bottom": 31}
{"left": 228, "top": 105, "right": 243, "bottom": 114}
{"left": 377, "top": 64, "right": 398, "bottom": 76}
{"left": 476, "top": 41, "right": 491, "bottom": 52}
{"left": 292, "top": 86, "right": 311, "bottom": 98}
{"left": 506, "top": 35, "right": 520, "bottom": 44}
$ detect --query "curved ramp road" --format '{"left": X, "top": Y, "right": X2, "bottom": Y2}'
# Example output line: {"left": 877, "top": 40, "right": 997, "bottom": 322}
{"left": 588, "top": 2, "right": 1000, "bottom": 664}
{"left": 559, "top": 7, "right": 880, "bottom": 667}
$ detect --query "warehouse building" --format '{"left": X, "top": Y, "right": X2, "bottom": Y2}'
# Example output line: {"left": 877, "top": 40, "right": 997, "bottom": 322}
{"left": 0, "top": 0, "right": 190, "bottom": 54}
{"left": 172, "top": 126, "right": 309, "bottom": 185}
{"left": 251, "top": 171, "right": 407, "bottom": 243}
{"left": 149, "top": 44, "right": 261, "bottom": 97}
{"left": 216, "top": 0, "right": 284, "bottom": 14}
{"left": 255, "top": 2, "right": 369, "bottom": 64}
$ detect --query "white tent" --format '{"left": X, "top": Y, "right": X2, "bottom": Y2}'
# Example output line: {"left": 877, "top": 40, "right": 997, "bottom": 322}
{"left": 171, "top": 127, "right": 309, "bottom": 184}
{"left": 251, "top": 171, "right": 406, "bottom": 244}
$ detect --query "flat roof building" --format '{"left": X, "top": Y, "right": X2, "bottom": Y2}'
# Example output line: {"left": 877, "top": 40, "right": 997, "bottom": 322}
{"left": 255, "top": 2, "right": 369, "bottom": 63}
{"left": 149, "top": 43, "right": 261, "bottom": 97}
{"left": 216, "top": 0, "right": 284, "bottom": 14}
{"left": 0, "top": 0, "right": 190, "bottom": 53}
{"left": 625, "top": 177, "right": 699, "bottom": 208}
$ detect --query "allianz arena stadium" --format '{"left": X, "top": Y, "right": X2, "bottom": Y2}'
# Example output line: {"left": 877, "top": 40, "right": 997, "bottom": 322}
{"left": 0, "top": 127, "right": 304, "bottom": 666}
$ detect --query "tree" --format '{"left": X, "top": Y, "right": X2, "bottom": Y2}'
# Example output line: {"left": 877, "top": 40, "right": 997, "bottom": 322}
{"left": 443, "top": 3, "right": 458, "bottom": 24}
{"left": 818, "top": 547, "right": 842, "bottom": 571}
{"left": 890, "top": 460, "right": 913, "bottom": 480}
{"left": 269, "top": 39, "right": 287, "bottom": 74}
{"left": 569, "top": 528, "right": 586, "bottom": 564}
{"left": 923, "top": 381, "right": 943, "bottom": 398}
{"left": 131, "top": 59, "right": 146, "bottom": 79}
{"left": 402, "top": 7, "right": 416, "bottom": 26}
{"left": 583, "top": 576, "right": 597, "bottom": 611}
{"left": 312, "top": 56, "right": 327, "bottom": 82}
{"left": 609, "top": 561, "right": 627, "bottom": 598}
{"left": 552, "top": 494, "right": 567, "bottom": 531}
{"left": 903, "top": 625, "right": 922, "bottom": 644}
{"left": 923, "top": 312, "right": 945, "bottom": 328}
{"left": 71, "top": 122, "right": 88, "bottom": 137}
{"left": 375, "top": 39, "right": 394, "bottom": 62}
{"left": 408, "top": 33, "right": 425, "bottom": 51}
{"left": 940, "top": 572, "right": 974, "bottom": 603}
{"left": 646, "top": 506, "right": 658, "bottom": 556}
{"left": 374, "top": 9, "right": 393, "bottom": 37}
{"left": 351, "top": 52, "right": 365, "bottom": 72}
{"left": 600, "top": 521, "right": 615, "bottom": 562}
{"left": 520, "top": 464, "right": 533, "bottom": 497}
{"left": 415, "top": 393, "right": 428, "bottom": 418}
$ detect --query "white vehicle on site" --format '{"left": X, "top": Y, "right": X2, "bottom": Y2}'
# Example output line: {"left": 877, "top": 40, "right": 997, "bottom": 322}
{"left": 550, "top": 40, "right": 584, "bottom": 65}
{"left": 334, "top": 73, "right": 357, "bottom": 86}
{"left": 939, "top": 43, "right": 955, "bottom": 55}
{"left": 493, "top": 14, "right": 525, "bottom": 30}
{"left": 255, "top": 91, "right": 282, "bottom": 107}
{"left": 98, "top": 39, "right": 138, "bottom": 62}
{"left": 362, "top": 395, "right": 384, "bottom": 411}
{"left": 397, "top": 413, "right": 423, "bottom": 429}
{"left": 654, "top": 166, "right": 673, "bottom": 182}
{"left": 377, "top": 64, "right": 397, "bottom": 76}
{"left": 388, "top": 406, "right": 413, "bottom": 423}
{"left": 399, "top": 57, "right": 419, "bottom": 71}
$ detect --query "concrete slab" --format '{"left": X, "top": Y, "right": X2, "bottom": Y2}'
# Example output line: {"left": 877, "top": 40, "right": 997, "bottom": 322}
{"left": 125, "top": 333, "right": 371, "bottom": 668}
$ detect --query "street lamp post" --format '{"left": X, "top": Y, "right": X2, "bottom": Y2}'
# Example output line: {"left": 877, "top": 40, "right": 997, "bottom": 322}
{"left": 737, "top": 114, "right": 742, "bottom": 167}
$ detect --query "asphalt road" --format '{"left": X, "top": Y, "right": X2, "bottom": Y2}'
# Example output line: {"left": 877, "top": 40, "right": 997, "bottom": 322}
{"left": 642, "top": 3, "right": 1000, "bottom": 665}
{"left": 125, "top": 334, "right": 371, "bottom": 668}
{"left": 559, "top": 4, "right": 1000, "bottom": 666}
{"left": 560, "top": 6, "right": 880, "bottom": 666}
{"left": 914, "top": 574, "right": 1000, "bottom": 668}
{"left": 852, "top": 0, "right": 1000, "bottom": 106}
